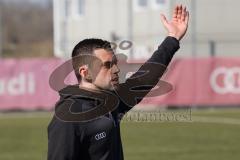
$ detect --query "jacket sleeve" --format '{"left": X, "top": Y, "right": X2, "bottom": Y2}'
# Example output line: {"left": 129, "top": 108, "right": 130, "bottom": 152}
{"left": 47, "top": 116, "right": 82, "bottom": 160}
{"left": 117, "top": 36, "right": 180, "bottom": 114}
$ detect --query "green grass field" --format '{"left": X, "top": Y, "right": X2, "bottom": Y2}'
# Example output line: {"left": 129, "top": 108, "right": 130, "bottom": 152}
{"left": 0, "top": 108, "right": 240, "bottom": 160}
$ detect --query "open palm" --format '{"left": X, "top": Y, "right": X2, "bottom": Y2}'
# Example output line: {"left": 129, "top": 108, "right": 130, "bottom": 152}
{"left": 161, "top": 5, "right": 189, "bottom": 40}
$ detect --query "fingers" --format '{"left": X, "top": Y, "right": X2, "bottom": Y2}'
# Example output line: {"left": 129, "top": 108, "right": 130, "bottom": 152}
{"left": 174, "top": 4, "right": 189, "bottom": 23}
{"left": 177, "top": 5, "right": 182, "bottom": 21}
{"left": 172, "top": 5, "right": 178, "bottom": 20}
{"left": 181, "top": 6, "right": 187, "bottom": 21}
{"left": 185, "top": 11, "right": 189, "bottom": 25}
{"left": 180, "top": 5, "right": 189, "bottom": 24}
{"left": 161, "top": 4, "right": 189, "bottom": 34}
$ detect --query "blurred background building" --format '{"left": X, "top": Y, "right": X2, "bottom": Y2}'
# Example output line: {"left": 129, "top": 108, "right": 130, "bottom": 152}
{"left": 53, "top": 0, "right": 170, "bottom": 59}
{"left": 1, "top": 0, "right": 240, "bottom": 59}
{"left": 53, "top": 0, "right": 240, "bottom": 59}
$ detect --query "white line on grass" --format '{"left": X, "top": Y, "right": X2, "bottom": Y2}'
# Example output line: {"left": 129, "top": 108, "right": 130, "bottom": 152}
{"left": 193, "top": 116, "right": 240, "bottom": 125}
{"left": 0, "top": 112, "right": 53, "bottom": 119}
{"left": 1, "top": 112, "right": 240, "bottom": 126}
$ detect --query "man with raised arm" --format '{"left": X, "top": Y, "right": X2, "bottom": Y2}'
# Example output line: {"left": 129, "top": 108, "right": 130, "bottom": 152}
{"left": 48, "top": 5, "right": 189, "bottom": 160}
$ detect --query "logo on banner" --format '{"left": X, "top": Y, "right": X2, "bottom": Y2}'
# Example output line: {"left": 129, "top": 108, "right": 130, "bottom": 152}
{"left": 210, "top": 67, "right": 240, "bottom": 94}
{"left": 0, "top": 72, "right": 35, "bottom": 96}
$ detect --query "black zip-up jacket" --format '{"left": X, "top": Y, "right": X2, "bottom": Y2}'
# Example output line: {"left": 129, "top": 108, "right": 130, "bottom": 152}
{"left": 47, "top": 36, "right": 180, "bottom": 160}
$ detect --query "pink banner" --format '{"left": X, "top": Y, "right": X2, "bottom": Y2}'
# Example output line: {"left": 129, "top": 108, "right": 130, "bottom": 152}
{"left": 143, "top": 58, "right": 240, "bottom": 105}
{"left": 0, "top": 58, "right": 77, "bottom": 110}
{"left": 0, "top": 58, "right": 240, "bottom": 110}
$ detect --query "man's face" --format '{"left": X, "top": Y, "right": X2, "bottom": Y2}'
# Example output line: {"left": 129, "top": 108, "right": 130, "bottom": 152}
{"left": 91, "top": 49, "right": 120, "bottom": 90}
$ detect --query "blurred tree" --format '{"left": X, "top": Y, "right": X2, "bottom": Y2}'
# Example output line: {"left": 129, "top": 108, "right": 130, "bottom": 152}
{"left": 1, "top": 0, "right": 53, "bottom": 57}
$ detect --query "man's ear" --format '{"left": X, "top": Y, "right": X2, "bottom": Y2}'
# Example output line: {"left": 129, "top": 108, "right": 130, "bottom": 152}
{"left": 79, "top": 65, "right": 92, "bottom": 82}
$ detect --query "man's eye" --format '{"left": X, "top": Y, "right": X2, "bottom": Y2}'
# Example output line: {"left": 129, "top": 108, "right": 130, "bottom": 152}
{"left": 103, "top": 60, "right": 118, "bottom": 69}
{"left": 103, "top": 62, "right": 112, "bottom": 69}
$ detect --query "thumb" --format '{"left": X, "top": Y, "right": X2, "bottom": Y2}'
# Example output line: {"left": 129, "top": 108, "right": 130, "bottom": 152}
{"left": 160, "top": 14, "right": 169, "bottom": 27}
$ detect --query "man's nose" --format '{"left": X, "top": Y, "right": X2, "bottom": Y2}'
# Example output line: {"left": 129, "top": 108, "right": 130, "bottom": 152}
{"left": 112, "top": 64, "right": 120, "bottom": 74}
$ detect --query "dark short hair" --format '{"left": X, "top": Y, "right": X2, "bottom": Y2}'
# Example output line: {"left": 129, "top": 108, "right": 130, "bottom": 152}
{"left": 71, "top": 38, "right": 112, "bottom": 82}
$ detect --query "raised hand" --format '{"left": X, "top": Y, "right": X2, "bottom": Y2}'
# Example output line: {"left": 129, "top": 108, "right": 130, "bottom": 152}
{"left": 160, "top": 5, "right": 189, "bottom": 41}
